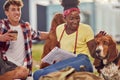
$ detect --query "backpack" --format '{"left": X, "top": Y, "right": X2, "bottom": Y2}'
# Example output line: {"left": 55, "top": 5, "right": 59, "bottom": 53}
{"left": 39, "top": 67, "right": 104, "bottom": 80}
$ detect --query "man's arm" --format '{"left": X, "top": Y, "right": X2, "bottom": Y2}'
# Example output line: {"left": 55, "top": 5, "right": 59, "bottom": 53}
{"left": 39, "top": 31, "right": 49, "bottom": 40}
{"left": 0, "top": 66, "right": 29, "bottom": 80}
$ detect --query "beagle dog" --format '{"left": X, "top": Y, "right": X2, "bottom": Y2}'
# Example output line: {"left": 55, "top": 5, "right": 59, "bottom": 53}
{"left": 87, "top": 31, "right": 120, "bottom": 80}
{"left": 40, "top": 13, "right": 65, "bottom": 69}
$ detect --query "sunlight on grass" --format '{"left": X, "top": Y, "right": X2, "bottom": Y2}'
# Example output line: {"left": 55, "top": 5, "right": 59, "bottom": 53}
{"left": 32, "top": 43, "right": 44, "bottom": 72}
{"left": 32, "top": 43, "right": 44, "bottom": 61}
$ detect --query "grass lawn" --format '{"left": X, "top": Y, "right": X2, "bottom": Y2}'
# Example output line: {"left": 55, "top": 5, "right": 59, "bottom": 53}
{"left": 32, "top": 43, "right": 120, "bottom": 73}
{"left": 32, "top": 43, "right": 44, "bottom": 72}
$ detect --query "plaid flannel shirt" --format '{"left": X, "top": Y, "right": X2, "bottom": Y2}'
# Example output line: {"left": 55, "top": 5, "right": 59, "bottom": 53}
{"left": 0, "top": 19, "right": 41, "bottom": 76}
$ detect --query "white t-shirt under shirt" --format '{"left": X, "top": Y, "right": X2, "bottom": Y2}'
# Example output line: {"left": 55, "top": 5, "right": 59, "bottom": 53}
{"left": 5, "top": 24, "right": 25, "bottom": 66}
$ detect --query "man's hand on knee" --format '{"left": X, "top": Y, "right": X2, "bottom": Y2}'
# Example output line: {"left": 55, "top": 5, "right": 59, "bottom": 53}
{"left": 14, "top": 66, "right": 29, "bottom": 79}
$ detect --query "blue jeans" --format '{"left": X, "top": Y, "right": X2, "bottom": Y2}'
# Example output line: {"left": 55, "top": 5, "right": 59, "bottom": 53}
{"left": 33, "top": 54, "right": 93, "bottom": 80}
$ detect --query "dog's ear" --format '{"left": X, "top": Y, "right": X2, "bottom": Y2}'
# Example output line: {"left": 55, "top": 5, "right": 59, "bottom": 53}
{"left": 93, "top": 58, "right": 101, "bottom": 68}
{"left": 87, "top": 39, "right": 96, "bottom": 58}
{"left": 50, "top": 13, "right": 65, "bottom": 31}
{"left": 93, "top": 58, "right": 103, "bottom": 73}
{"left": 107, "top": 37, "right": 118, "bottom": 63}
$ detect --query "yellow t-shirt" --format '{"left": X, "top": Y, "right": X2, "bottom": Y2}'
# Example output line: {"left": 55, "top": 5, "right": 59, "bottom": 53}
{"left": 56, "top": 23, "right": 94, "bottom": 56}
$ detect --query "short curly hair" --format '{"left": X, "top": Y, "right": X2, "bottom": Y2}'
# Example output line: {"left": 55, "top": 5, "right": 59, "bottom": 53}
{"left": 61, "top": 0, "right": 80, "bottom": 11}
{"left": 3, "top": 0, "right": 24, "bottom": 11}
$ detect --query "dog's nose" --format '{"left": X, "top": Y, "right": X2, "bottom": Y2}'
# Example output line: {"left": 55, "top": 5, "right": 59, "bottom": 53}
{"left": 96, "top": 49, "right": 101, "bottom": 54}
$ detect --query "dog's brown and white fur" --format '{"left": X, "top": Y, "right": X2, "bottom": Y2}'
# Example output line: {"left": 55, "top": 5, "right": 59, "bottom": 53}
{"left": 39, "top": 13, "right": 65, "bottom": 69}
{"left": 87, "top": 31, "right": 120, "bottom": 80}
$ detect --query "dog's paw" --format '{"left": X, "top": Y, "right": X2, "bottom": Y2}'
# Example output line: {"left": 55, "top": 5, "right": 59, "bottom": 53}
{"left": 95, "top": 31, "right": 107, "bottom": 38}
